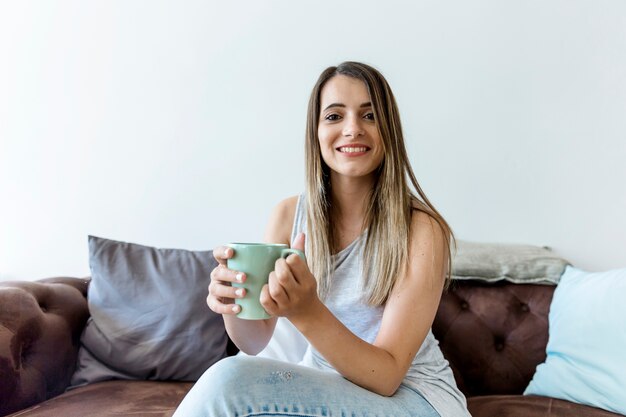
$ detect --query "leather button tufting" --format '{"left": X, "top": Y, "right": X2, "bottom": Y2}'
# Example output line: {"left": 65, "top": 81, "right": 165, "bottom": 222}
{"left": 520, "top": 303, "right": 529, "bottom": 312}
{"left": 494, "top": 336, "right": 506, "bottom": 352}
{"left": 460, "top": 301, "right": 469, "bottom": 310}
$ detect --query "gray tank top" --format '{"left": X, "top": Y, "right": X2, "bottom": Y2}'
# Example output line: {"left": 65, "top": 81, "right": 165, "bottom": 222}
{"left": 292, "top": 195, "right": 470, "bottom": 417}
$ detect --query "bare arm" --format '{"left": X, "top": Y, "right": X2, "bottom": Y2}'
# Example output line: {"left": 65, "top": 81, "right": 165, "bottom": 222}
{"left": 262, "top": 211, "right": 447, "bottom": 395}
{"left": 207, "top": 196, "right": 298, "bottom": 354}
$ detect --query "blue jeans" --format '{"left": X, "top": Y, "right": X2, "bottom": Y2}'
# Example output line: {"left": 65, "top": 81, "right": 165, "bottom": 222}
{"left": 173, "top": 356, "right": 440, "bottom": 417}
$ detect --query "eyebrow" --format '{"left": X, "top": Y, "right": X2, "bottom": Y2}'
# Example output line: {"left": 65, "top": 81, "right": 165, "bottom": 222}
{"left": 322, "top": 102, "right": 372, "bottom": 112}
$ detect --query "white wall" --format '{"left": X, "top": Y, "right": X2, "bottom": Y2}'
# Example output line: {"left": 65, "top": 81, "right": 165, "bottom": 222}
{"left": 1, "top": 0, "right": 625, "bottom": 281}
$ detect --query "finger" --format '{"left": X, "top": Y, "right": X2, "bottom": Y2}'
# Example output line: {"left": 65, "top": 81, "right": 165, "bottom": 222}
{"left": 284, "top": 254, "right": 307, "bottom": 282}
{"left": 206, "top": 293, "right": 242, "bottom": 315}
{"left": 211, "top": 265, "right": 246, "bottom": 284}
{"left": 209, "top": 281, "right": 246, "bottom": 300}
{"left": 274, "top": 258, "right": 297, "bottom": 288}
{"left": 213, "top": 246, "right": 235, "bottom": 265}
{"left": 268, "top": 271, "right": 290, "bottom": 302}
{"left": 260, "top": 284, "right": 278, "bottom": 315}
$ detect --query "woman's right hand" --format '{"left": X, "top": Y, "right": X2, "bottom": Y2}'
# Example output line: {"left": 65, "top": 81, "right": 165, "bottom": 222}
{"left": 207, "top": 246, "right": 247, "bottom": 315}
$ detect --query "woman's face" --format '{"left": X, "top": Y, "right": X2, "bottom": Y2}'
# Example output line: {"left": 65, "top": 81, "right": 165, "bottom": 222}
{"left": 317, "top": 75, "right": 384, "bottom": 183}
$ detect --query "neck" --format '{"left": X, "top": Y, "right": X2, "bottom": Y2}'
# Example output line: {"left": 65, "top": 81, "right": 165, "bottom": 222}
{"left": 329, "top": 173, "right": 375, "bottom": 226}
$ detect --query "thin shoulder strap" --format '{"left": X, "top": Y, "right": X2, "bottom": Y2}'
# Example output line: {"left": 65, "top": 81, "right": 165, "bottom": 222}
{"left": 290, "top": 193, "right": 307, "bottom": 245}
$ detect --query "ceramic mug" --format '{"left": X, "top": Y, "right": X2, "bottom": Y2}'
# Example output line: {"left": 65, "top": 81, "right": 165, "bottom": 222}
{"left": 226, "top": 243, "right": 305, "bottom": 320}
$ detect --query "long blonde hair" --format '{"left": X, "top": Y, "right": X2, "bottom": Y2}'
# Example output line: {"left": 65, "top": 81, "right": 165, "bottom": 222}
{"left": 305, "top": 61, "right": 454, "bottom": 306}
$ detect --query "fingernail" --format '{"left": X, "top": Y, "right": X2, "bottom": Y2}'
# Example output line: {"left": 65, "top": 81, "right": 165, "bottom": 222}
{"left": 235, "top": 288, "right": 244, "bottom": 297}
{"left": 236, "top": 273, "right": 244, "bottom": 282}
{"left": 224, "top": 248, "right": 232, "bottom": 257}
{"left": 232, "top": 305, "right": 240, "bottom": 313}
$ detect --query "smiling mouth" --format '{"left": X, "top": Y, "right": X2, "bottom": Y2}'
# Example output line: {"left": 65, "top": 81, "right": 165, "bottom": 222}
{"left": 337, "top": 146, "right": 370, "bottom": 153}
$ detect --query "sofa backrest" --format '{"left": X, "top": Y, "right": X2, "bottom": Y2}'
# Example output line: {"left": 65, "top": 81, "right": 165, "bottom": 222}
{"left": 432, "top": 279, "right": 554, "bottom": 397}
{"left": 0, "top": 277, "right": 555, "bottom": 416}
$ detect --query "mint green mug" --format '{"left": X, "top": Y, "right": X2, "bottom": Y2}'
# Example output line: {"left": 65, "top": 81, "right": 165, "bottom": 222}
{"left": 227, "top": 243, "right": 305, "bottom": 320}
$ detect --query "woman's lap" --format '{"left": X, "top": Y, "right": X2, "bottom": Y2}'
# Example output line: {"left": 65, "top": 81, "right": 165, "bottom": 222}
{"left": 173, "top": 356, "right": 439, "bottom": 417}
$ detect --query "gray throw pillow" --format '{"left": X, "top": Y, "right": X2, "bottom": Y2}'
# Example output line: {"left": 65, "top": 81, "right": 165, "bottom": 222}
{"left": 451, "top": 240, "right": 571, "bottom": 285}
{"left": 70, "top": 236, "right": 228, "bottom": 387}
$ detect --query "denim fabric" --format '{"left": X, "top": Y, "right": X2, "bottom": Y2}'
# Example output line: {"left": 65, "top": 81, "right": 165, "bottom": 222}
{"left": 173, "top": 356, "right": 440, "bottom": 417}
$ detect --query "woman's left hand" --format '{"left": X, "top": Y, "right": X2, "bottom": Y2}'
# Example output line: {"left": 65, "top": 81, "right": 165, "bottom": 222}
{"left": 260, "top": 233, "right": 321, "bottom": 320}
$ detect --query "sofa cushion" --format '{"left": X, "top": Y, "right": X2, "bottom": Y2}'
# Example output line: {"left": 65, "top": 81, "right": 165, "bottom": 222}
{"left": 452, "top": 240, "right": 570, "bottom": 285}
{"left": 70, "top": 236, "right": 228, "bottom": 387}
{"left": 468, "top": 394, "right": 624, "bottom": 417}
{"left": 524, "top": 266, "right": 626, "bottom": 415}
{"left": 6, "top": 380, "right": 193, "bottom": 417}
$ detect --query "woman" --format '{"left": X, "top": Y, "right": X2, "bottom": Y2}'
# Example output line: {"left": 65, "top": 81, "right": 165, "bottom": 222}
{"left": 174, "top": 62, "right": 470, "bottom": 416}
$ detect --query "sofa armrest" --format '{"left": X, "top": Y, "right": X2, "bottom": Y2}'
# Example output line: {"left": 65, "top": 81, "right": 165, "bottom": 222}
{"left": 0, "top": 278, "right": 90, "bottom": 416}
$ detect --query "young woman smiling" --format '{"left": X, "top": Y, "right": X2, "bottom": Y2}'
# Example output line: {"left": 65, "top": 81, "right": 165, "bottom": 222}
{"left": 174, "top": 62, "right": 470, "bottom": 417}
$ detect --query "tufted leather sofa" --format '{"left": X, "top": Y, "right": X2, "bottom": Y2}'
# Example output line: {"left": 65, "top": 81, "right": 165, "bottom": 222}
{"left": 0, "top": 277, "right": 622, "bottom": 417}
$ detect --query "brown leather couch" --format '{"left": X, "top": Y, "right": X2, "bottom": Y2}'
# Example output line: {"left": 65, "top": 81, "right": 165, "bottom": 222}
{"left": 0, "top": 277, "right": 622, "bottom": 417}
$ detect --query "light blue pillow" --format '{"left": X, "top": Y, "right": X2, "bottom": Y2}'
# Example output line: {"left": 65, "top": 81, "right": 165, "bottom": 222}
{"left": 524, "top": 265, "right": 626, "bottom": 415}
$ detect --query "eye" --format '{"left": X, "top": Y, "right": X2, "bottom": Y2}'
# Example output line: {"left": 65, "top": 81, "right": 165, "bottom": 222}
{"left": 324, "top": 113, "right": 341, "bottom": 121}
{"left": 363, "top": 112, "right": 375, "bottom": 121}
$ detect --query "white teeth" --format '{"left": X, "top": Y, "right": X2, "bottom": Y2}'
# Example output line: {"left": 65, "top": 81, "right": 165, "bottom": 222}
{"left": 339, "top": 147, "right": 367, "bottom": 153}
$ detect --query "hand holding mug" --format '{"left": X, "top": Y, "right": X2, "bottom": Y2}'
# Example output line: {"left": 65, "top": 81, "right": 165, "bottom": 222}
{"left": 226, "top": 243, "right": 305, "bottom": 319}
{"left": 208, "top": 242, "right": 305, "bottom": 320}
{"left": 207, "top": 246, "right": 247, "bottom": 316}
{"left": 261, "top": 233, "right": 319, "bottom": 320}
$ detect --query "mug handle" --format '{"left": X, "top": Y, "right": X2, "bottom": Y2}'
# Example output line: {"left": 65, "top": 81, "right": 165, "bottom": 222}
{"left": 281, "top": 248, "right": 306, "bottom": 261}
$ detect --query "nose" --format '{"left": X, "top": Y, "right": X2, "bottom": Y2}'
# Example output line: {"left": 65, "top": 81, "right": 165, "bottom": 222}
{"left": 342, "top": 116, "right": 364, "bottom": 138}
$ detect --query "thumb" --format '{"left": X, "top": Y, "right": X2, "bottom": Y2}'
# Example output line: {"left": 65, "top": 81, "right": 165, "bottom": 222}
{"left": 292, "top": 232, "right": 305, "bottom": 251}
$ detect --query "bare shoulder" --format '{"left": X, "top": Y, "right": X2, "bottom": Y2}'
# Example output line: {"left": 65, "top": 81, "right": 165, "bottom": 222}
{"left": 409, "top": 206, "right": 449, "bottom": 267}
{"left": 272, "top": 195, "right": 299, "bottom": 223}
{"left": 278, "top": 195, "right": 300, "bottom": 212}
{"left": 410, "top": 201, "right": 446, "bottom": 235}
{"left": 411, "top": 209, "right": 440, "bottom": 229}
{"left": 263, "top": 195, "right": 300, "bottom": 245}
